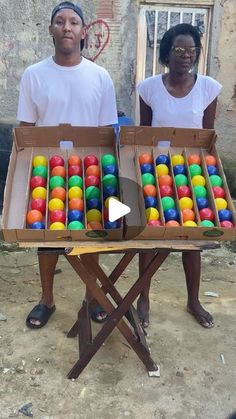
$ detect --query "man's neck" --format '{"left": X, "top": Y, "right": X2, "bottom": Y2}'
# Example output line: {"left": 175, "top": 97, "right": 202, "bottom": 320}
{"left": 53, "top": 52, "right": 83, "bottom": 67}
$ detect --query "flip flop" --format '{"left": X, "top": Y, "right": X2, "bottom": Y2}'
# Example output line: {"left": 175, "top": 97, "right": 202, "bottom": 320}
{"left": 187, "top": 307, "right": 214, "bottom": 329}
{"left": 90, "top": 305, "right": 108, "bottom": 324}
{"left": 26, "top": 304, "right": 56, "bottom": 329}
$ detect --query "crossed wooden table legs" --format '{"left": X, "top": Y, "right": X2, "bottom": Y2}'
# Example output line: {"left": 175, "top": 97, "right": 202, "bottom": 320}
{"left": 64, "top": 248, "right": 170, "bottom": 379}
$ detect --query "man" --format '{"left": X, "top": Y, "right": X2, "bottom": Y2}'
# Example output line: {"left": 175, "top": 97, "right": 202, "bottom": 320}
{"left": 17, "top": 1, "right": 118, "bottom": 328}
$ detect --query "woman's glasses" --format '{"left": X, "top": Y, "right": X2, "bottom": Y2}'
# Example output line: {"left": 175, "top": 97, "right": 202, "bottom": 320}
{"left": 171, "top": 46, "right": 200, "bottom": 57}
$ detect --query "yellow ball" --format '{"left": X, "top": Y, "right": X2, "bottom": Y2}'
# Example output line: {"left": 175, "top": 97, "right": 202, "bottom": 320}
{"left": 171, "top": 154, "right": 184, "bottom": 166}
{"left": 179, "top": 197, "right": 193, "bottom": 210}
{"left": 215, "top": 197, "right": 227, "bottom": 210}
{"left": 145, "top": 207, "right": 159, "bottom": 221}
{"left": 86, "top": 209, "right": 102, "bottom": 223}
{"left": 191, "top": 175, "right": 206, "bottom": 187}
{"left": 33, "top": 155, "right": 47, "bottom": 167}
{"left": 68, "top": 186, "right": 83, "bottom": 200}
{"left": 183, "top": 220, "right": 197, "bottom": 227}
{"left": 32, "top": 186, "right": 47, "bottom": 200}
{"left": 104, "top": 196, "right": 119, "bottom": 209}
{"left": 48, "top": 198, "right": 64, "bottom": 211}
{"left": 155, "top": 164, "right": 169, "bottom": 177}
{"left": 50, "top": 222, "right": 66, "bottom": 230}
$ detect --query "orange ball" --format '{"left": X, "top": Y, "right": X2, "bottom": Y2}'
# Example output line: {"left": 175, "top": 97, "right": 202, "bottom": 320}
{"left": 68, "top": 154, "right": 82, "bottom": 167}
{"left": 51, "top": 187, "right": 66, "bottom": 201}
{"left": 143, "top": 184, "right": 157, "bottom": 197}
{"left": 158, "top": 175, "right": 173, "bottom": 187}
{"left": 187, "top": 154, "right": 201, "bottom": 165}
{"left": 87, "top": 221, "right": 103, "bottom": 229}
{"left": 165, "top": 220, "right": 180, "bottom": 227}
{"left": 69, "top": 198, "right": 84, "bottom": 211}
{"left": 139, "top": 153, "right": 153, "bottom": 165}
{"left": 205, "top": 154, "right": 217, "bottom": 166}
{"left": 51, "top": 165, "right": 66, "bottom": 178}
{"left": 26, "top": 209, "right": 43, "bottom": 225}
{"left": 85, "top": 165, "right": 100, "bottom": 177}
{"left": 182, "top": 208, "right": 195, "bottom": 222}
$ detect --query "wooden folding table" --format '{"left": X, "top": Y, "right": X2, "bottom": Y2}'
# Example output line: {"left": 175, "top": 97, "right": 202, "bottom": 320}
{"left": 20, "top": 240, "right": 220, "bottom": 379}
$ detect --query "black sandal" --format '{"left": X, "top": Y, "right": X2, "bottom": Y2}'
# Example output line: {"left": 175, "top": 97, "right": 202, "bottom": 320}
{"left": 26, "top": 304, "right": 56, "bottom": 329}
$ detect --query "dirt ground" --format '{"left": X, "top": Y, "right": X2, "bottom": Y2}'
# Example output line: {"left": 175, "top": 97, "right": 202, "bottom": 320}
{"left": 0, "top": 240, "right": 236, "bottom": 419}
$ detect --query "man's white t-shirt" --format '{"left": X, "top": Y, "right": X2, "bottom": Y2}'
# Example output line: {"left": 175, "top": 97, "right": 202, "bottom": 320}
{"left": 137, "top": 74, "right": 222, "bottom": 128}
{"left": 17, "top": 57, "right": 118, "bottom": 126}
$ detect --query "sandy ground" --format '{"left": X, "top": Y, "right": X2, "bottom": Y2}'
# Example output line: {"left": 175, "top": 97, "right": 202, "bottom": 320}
{"left": 0, "top": 241, "right": 236, "bottom": 419}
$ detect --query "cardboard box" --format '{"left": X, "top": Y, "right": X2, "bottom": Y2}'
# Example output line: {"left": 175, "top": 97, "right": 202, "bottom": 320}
{"left": 119, "top": 126, "right": 236, "bottom": 241}
{"left": 2, "top": 125, "right": 123, "bottom": 242}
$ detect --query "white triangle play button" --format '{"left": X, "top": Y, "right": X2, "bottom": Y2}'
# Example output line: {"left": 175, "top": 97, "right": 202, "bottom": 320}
{"left": 108, "top": 197, "right": 131, "bottom": 222}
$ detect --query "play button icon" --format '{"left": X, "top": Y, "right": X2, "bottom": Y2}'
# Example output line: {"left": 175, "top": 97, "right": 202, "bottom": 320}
{"left": 108, "top": 197, "right": 131, "bottom": 222}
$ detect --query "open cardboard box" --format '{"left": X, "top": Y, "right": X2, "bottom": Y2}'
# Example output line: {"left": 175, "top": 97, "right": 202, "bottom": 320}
{"left": 2, "top": 125, "right": 123, "bottom": 242}
{"left": 119, "top": 126, "right": 236, "bottom": 241}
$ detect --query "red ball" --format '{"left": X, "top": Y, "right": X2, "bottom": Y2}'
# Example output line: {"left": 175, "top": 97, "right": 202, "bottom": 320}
{"left": 30, "top": 176, "right": 46, "bottom": 190}
{"left": 68, "top": 165, "right": 83, "bottom": 177}
{"left": 84, "top": 154, "right": 99, "bottom": 169}
{"left": 103, "top": 207, "right": 109, "bottom": 221}
{"left": 85, "top": 175, "right": 100, "bottom": 188}
{"left": 159, "top": 185, "right": 173, "bottom": 197}
{"left": 220, "top": 220, "right": 234, "bottom": 228}
{"left": 147, "top": 219, "right": 162, "bottom": 227}
{"left": 212, "top": 186, "right": 225, "bottom": 199}
{"left": 177, "top": 185, "right": 191, "bottom": 198}
{"left": 49, "top": 209, "right": 66, "bottom": 224}
{"left": 199, "top": 207, "right": 214, "bottom": 221}
{"left": 31, "top": 198, "right": 46, "bottom": 215}
{"left": 49, "top": 155, "right": 65, "bottom": 169}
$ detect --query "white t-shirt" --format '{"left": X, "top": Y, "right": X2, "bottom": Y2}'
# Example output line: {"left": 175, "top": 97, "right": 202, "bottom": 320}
{"left": 137, "top": 74, "right": 222, "bottom": 128}
{"left": 17, "top": 57, "right": 118, "bottom": 126}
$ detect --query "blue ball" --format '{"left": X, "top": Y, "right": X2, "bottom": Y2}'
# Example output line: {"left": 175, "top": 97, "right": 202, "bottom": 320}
{"left": 104, "top": 220, "right": 120, "bottom": 229}
{"left": 103, "top": 184, "right": 118, "bottom": 199}
{"left": 144, "top": 196, "right": 157, "bottom": 209}
{"left": 156, "top": 154, "right": 170, "bottom": 166}
{"left": 29, "top": 221, "right": 45, "bottom": 230}
{"left": 218, "top": 209, "right": 232, "bottom": 221}
{"left": 207, "top": 165, "right": 218, "bottom": 176}
{"left": 140, "top": 163, "right": 154, "bottom": 175}
{"left": 86, "top": 198, "right": 102, "bottom": 211}
{"left": 173, "top": 165, "right": 186, "bottom": 176}
{"left": 68, "top": 209, "right": 84, "bottom": 222}
{"left": 103, "top": 164, "right": 118, "bottom": 176}
{"left": 164, "top": 208, "right": 179, "bottom": 221}
{"left": 196, "top": 197, "right": 209, "bottom": 210}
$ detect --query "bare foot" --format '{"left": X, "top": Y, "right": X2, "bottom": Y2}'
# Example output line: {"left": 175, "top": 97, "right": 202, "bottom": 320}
{"left": 187, "top": 302, "right": 214, "bottom": 328}
{"left": 137, "top": 296, "right": 150, "bottom": 328}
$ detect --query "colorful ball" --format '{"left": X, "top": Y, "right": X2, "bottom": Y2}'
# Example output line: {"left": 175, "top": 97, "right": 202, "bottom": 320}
{"left": 85, "top": 186, "right": 101, "bottom": 200}
{"left": 26, "top": 209, "right": 43, "bottom": 225}
{"left": 29, "top": 221, "right": 45, "bottom": 230}
{"left": 182, "top": 208, "right": 195, "bottom": 222}
{"left": 165, "top": 220, "right": 180, "bottom": 227}
{"left": 49, "top": 209, "right": 66, "bottom": 224}
{"left": 177, "top": 185, "right": 191, "bottom": 198}
{"left": 179, "top": 197, "right": 193, "bottom": 210}
{"left": 104, "top": 196, "right": 119, "bottom": 209}
{"left": 140, "top": 163, "right": 154, "bottom": 175}
{"left": 196, "top": 197, "right": 209, "bottom": 210}
{"left": 32, "top": 165, "right": 47, "bottom": 178}
{"left": 191, "top": 175, "right": 206, "bottom": 187}
{"left": 164, "top": 208, "right": 179, "bottom": 221}
{"left": 218, "top": 209, "right": 232, "bottom": 222}
{"left": 212, "top": 186, "right": 225, "bottom": 199}
{"left": 102, "top": 174, "right": 118, "bottom": 188}
{"left": 139, "top": 153, "right": 153, "bottom": 165}
{"left": 173, "top": 165, "right": 186, "bottom": 176}
{"left": 141, "top": 173, "right": 155, "bottom": 186}
{"left": 161, "top": 196, "right": 175, "bottom": 211}
{"left": 32, "top": 186, "right": 47, "bottom": 200}
{"left": 68, "top": 186, "right": 83, "bottom": 200}
{"left": 103, "top": 164, "right": 118, "bottom": 176}
{"left": 104, "top": 220, "right": 120, "bottom": 229}
{"left": 85, "top": 175, "right": 100, "bottom": 188}
{"left": 49, "top": 175, "right": 65, "bottom": 190}
{"left": 158, "top": 175, "right": 173, "bottom": 187}
{"left": 85, "top": 165, "right": 100, "bottom": 177}
{"left": 51, "top": 165, "right": 66, "bottom": 178}
{"left": 172, "top": 154, "right": 184, "bottom": 166}
{"left": 68, "top": 209, "right": 84, "bottom": 223}
{"left": 84, "top": 154, "right": 99, "bottom": 168}
{"left": 147, "top": 219, "right": 162, "bottom": 227}
{"left": 68, "top": 165, "right": 83, "bottom": 177}
{"left": 49, "top": 221, "right": 66, "bottom": 230}
{"left": 199, "top": 208, "right": 214, "bottom": 221}
{"left": 68, "top": 198, "right": 84, "bottom": 211}
{"left": 143, "top": 184, "right": 157, "bottom": 197}
{"left": 86, "top": 209, "right": 102, "bottom": 223}
{"left": 200, "top": 220, "right": 215, "bottom": 227}
{"left": 51, "top": 187, "right": 66, "bottom": 201}
{"left": 67, "top": 221, "right": 84, "bottom": 230}
{"left": 187, "top": 154, "right": 201, "bottom": 165}
{"left": 144, "top": 196, "right": 157, "bottom": 208}
{"left": 68, "top": 175, "right": 83, "bottom": 189}
{"left": 207, "top": 165, "right": 218, "bottom": 176}
{"left": 159, "top": 185, "right": 173, "bottom": 197}
{"left": 220, "top": 220, "right": 234, "bottom": 228}
{"left": 68, "top": 155, "right": 82, "bottom": 167}
{"left": 183, "top": 220, "right": 197, "bottom": 227}
{"left": 31, "top": 198, "right": 46, "bottom": 215}
{"left": 156, "top": 154, "right": 170, "bottom": 166}
{"left": 103, "top": 185, "right": 118, "bottom": 199}
{"left": 174, "top": 174, "right": 188, "bottom": 187}
{"left": 189, "top": 164, "right": 202, "bottom": 177}
{"left": 101, "top": 154, "right": 116, "bottom": 167}
{"left": 33, "top": 155, "right": 47, "bottom": 168}
{"left": 30, "top": 176, "right": 46, "bottom": 190}
{"left": 193, "top": 186, "right": 207, "bottom": 198}
{"left": 87, "top": 221, "right": 103, "bottom": 230}
{"left": 209, "top": 175, "right": 222, "bottom": 187}
{"left": 49, "top": 155, "right": 64, "bottom": 169}
{"left": 145, "top": 207, "right": 159, "bottom": 221}
{"left": 215, "top": 197, "right": 227, "bottom": 211}
{"left": 48, "top": 198, "right": 64, "bottom": 211}
{"left": 86, "top": 198, "right": 102, "bottom": 211}
{"left": 156, "top": 164, "right": 169, "bottom": 177}
{"left": 205, "top": 154, "right": 217, "bottom": 166}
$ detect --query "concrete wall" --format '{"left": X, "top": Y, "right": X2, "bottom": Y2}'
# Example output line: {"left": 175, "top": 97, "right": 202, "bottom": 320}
{"left": 0, "top": 0, "right": 235, "bottom": 207}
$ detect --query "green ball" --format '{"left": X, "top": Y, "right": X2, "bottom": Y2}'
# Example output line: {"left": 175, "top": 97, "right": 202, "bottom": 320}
{"left": 141, "top": 173, "right": 155, "bottom": 186}
{"left": 68, "top": 221, "right": 84, "bottom": 230}
{"left": 161, "top": 196, "right": 175, "bottom": 211}
{"left": 102, "top": 174, "right": 118, "bottom": 188}
{"left": 193, "top": 185, "right": 207, "bottom": 198}
{"left": 200, "top": 220, "right": 215, "bottom": 227}
{"left": 49, "top": 175, "right": 65, "bottom": 189}
{"left": 174, "top": 174, "right": 188, "bottom": 187}
{"left": 32, "top": 165, "right": 48, "bottom": 178}
{"left": 189, "top": 164, "right": 202, "bottom": 177}
{"left": 68, "top": 175, "right": 83, "bottom": 188}
{"left": 209, "top": 174, "right": 222, "bottom": 187}
{"left": 101, "top": 154, "right": 116, "bottom": 167}
{"left": 85, "top": 186, "right": 101, "bottom": 200}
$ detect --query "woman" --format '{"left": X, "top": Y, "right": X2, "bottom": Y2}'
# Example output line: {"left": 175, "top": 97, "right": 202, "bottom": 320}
{"left": 137, "top": 23, "right": 222, "bottom": 329}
